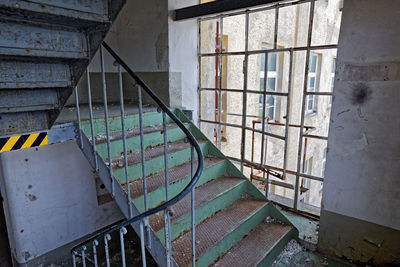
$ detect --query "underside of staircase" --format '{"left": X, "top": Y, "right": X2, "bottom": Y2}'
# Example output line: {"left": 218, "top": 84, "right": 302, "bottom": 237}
{"left": 0, "top": 0, "right": 125, "bottom": 136}
{"left": 78, "top": 108, "right": 298, "bottom": 267}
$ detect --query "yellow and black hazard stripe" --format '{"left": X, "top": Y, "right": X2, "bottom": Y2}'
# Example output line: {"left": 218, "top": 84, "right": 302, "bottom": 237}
{"left": 0, "top": 132, "right": 48, "bottom": 152}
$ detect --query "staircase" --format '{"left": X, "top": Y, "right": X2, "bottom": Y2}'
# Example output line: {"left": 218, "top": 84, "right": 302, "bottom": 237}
{"left": 71, "top": 44, "right": 298, "bottom": 267}
{"left": 0, "top": 0, "right": 125, "bottom": 136}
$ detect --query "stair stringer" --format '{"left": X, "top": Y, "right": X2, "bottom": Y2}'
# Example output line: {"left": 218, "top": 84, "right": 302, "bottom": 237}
{"left": 78, "top": 130, "right": 179, "bottom": 267}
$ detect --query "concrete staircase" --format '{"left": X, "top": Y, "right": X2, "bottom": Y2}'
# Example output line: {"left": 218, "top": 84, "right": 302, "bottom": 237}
{"left": 79, "top": 108, "right": 298, "bottom": 266}
{"left": 0, "top": 0, "right": 125, "bottom": 136}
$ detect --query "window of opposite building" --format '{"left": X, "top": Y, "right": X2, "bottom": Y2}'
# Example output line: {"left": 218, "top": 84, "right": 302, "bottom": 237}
{"left": 306, "top": 53, "right": 320, "bottom": 114}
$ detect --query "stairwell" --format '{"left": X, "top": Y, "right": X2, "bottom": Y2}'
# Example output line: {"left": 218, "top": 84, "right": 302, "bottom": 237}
{"left": 76, "top": 106, "right": 298, "bottom": 266}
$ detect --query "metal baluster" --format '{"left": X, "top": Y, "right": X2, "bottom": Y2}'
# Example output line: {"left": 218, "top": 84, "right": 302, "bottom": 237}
{"left": 74, "top": 86, "right": 83, "bottom": 149}
{"left": 118, "top": 64, "right": 133, "bottom": 218}
{"left": 92, "top": 240, "right": 99, "bottom": 267}
{"left": 140, "top": 221, "right": 147, "bottom": 267}
{"left": 81, "top": 246, "right": 87, "bottom": 267}
{"left": 86, "top": 68, "right": 98, "bottom": 170}
{"left": 162, "top": 111, "right": 172, "bottom": 267}
{"left": 191, "top": 145, "right": 196, "bottom": 266}
{"left": 100, "top": 46, "right": 114, "bottom": 196}
{"left": 104, "top": 234, "right": 111, "bottom": 267}
{"left": 138, "top": 85, "right": 151, "bottom": 250}
{"left": 120, "top": 227, "right": 128, "bottom": 267}
{"left": 72, "top": 251, "right": 77, "bottom": 267}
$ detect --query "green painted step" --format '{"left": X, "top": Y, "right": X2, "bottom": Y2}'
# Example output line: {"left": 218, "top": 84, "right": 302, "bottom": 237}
{"left": 210, "top": 221, "right": 295, "bottom": 267}
{"left": 94, "top": 123, "right": 190, "bottom": 160}
{"left": 129, "top": 156, "right": 228, "bottom": 212}
{"left": 153, "top": 176, "right": 247, "bottom": 243}
{"left": 112, "top": 139, "right": 208, "bottom": 184}
{"left": 171, "top": 198, "right": 269, "bottom": 267}
{"left": 81, "top": 110, "right": 174, "bottom": 137}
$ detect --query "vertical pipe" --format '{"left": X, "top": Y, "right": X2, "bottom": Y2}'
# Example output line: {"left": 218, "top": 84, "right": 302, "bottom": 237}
{"left": 100, "top": 46, "right": 114, "bottom": 197}
{"left": 118, "top": 64, "right": 133, "bottom": 218}
{"left": 140, "top": 221, "right": 147, "bottom": 267}
{"left": 74, "top": 86, "right": 83, "bottom": 149}
{"left": 274, "top": 7, "right": 279, "bottom": 50}
{"left": 81, "top": 246, "right": 87, "bottom": 267}
{"left": 104, "top": 234, "right": 111, "bottom": 267}
{"left": 265, "top": 171, "right": 270, "bottom": 199}
{"left": 86, "top": 68, "right": 98, "bottom": 170}
{"left": 282, "top": 50, "right": 294, "bottom": 180}
{"left": 191, "top": 145, "right": 196, "bottom": 266}
{"left": 217, "top": 17, "right": 223, "bottom": 149}
{"left": 260, "top": 52, "right": 268, "bottom": 167}
{"left": 120, "top": 227, "right": 128, "bottom": 267}
{"left": 198, "top": 18, "right": 202, "bottom": 129}
{"left": 295, "top": 0, "right": 315, "bottom": 211}
{"left": 92, "top": 240, "right": 99, "bottom": 267}
{"left": 162, "top": 111, "right": 172, "bottom": 267}
{"left": 240, "top": 12, "right": 250, "bottom": 172}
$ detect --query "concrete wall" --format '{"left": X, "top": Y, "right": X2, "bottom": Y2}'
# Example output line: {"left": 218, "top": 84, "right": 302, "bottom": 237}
{"left": 0, "top": 141, "right": 123, "bottom": 265}
{"left": 318, "top": 0, "right": 400, "bottom": 265}
{"left": 168, "top": 0, "right": 199, "bottom": 121}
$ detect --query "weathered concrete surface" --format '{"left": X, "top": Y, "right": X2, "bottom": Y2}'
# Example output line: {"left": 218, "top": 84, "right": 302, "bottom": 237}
{"left": 319, "top": 0, "right": 400, "bottom": 265}
{"left": 0, "top": 140, "right": 123, "bottom": 265}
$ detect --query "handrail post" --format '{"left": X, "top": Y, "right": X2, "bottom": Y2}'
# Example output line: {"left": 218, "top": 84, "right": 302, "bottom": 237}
{"left": 74, "top": 86, "right": 83, "bottom": 149}
{"left": 86, "top": 68, "right": 98, "bottom": 171}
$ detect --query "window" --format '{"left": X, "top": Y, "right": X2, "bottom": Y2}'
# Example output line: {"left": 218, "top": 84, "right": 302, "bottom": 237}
{"left": 306, "top": 53, "right": 319, "bottom": 113}
{"left": 260, "top": 50, "right": 279, "bottom": 121}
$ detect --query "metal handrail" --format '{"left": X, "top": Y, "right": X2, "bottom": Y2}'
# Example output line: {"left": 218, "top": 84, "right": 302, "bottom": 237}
{"left": 71, "top": 42, "right": 204, "bottom": 265}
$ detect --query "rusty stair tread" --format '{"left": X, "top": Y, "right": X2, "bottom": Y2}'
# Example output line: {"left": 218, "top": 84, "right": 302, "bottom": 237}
{"left": 172, "top": 198, "right": 268, "bottom": 267}
{"left": 95, "top": 122, "right": 187, "bottom": 144}
{"left": 128, "top": 156, "right": 224, "bottom": 199}
{"left": 210, "top": 221, "right": 293, "bottom": 267}
{"left": 112, "top": 139, "right": 206, "bottom": 169}
{"left": 149, "top": 176, "right": 245, "bottom": 233}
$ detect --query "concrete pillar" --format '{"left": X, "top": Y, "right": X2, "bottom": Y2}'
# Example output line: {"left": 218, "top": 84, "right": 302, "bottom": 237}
{"left": 318, "top": 0, "right": 400, "bottom": 265}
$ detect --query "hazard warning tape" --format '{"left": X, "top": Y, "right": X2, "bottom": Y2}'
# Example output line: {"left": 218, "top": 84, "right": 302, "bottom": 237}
{"left": 0, "top": 132, "right": 48, "bottom": 152}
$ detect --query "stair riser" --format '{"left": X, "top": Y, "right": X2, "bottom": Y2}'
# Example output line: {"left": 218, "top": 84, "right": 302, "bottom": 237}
{"left": 0, "top": 21, "right": 88, "bottom": 59}
{"left": 0, "top": 89, "right": 61, "bottom": 113}
{"left": 81, "top": 111, "right": 174, "bottom": 138}
{"left": 133, "top": 160, "right": 229, "bottom": 212}
{"left": 113, "top": 142, "right": 209, "bottom": 184}
{"left": 95, "top": 126, "right": 189, "bottom": 160}
{"left": 257, "top": 228, "right": 297, "bottom": 267}
{"left": 156, "top": 180, "right": 247, "bottom": 243}
{"left": 0, "top": 111, "right": 49, "bottom": 136}
{"left": 197, "top": 205, "right": 269, "bottom": 267}
{"left": 0, "top": 61, "right": 71, "bottom": 89}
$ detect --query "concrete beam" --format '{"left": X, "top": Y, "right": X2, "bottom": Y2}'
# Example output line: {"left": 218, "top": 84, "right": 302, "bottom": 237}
{"left": 173, "top": 0, "right": 284, "bottom": 21}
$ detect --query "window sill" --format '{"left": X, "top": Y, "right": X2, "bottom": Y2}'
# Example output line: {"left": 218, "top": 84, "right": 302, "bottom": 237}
{"left": 304, "top": 111, "right": 317, "bottom": 117}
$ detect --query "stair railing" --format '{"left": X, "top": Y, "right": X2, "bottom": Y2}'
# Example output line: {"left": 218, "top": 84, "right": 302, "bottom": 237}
{"left": 71, "top": 42, "right": 203, "bottom": 267}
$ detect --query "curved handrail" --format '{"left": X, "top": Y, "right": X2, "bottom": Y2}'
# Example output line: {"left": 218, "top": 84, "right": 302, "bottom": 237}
{"left": 71, "top": 42, "right": 204, "bottom": 253}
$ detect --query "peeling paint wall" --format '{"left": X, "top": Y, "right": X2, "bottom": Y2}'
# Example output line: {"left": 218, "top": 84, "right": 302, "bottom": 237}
{"left": 318, "top": 0, "right": 400, "bottom": 265}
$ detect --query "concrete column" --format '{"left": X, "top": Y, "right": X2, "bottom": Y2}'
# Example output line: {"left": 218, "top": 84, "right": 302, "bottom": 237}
{"left": 318, "top": 0, "right": 400, "bottom": 265}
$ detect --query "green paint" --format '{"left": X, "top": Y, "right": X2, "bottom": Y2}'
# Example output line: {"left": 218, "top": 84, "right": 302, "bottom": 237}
{"left": 113, "top": 141, "right": 208, "bottom": 184}
{"left": 95, "top": 125, "right": 188, "bottom": 160}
